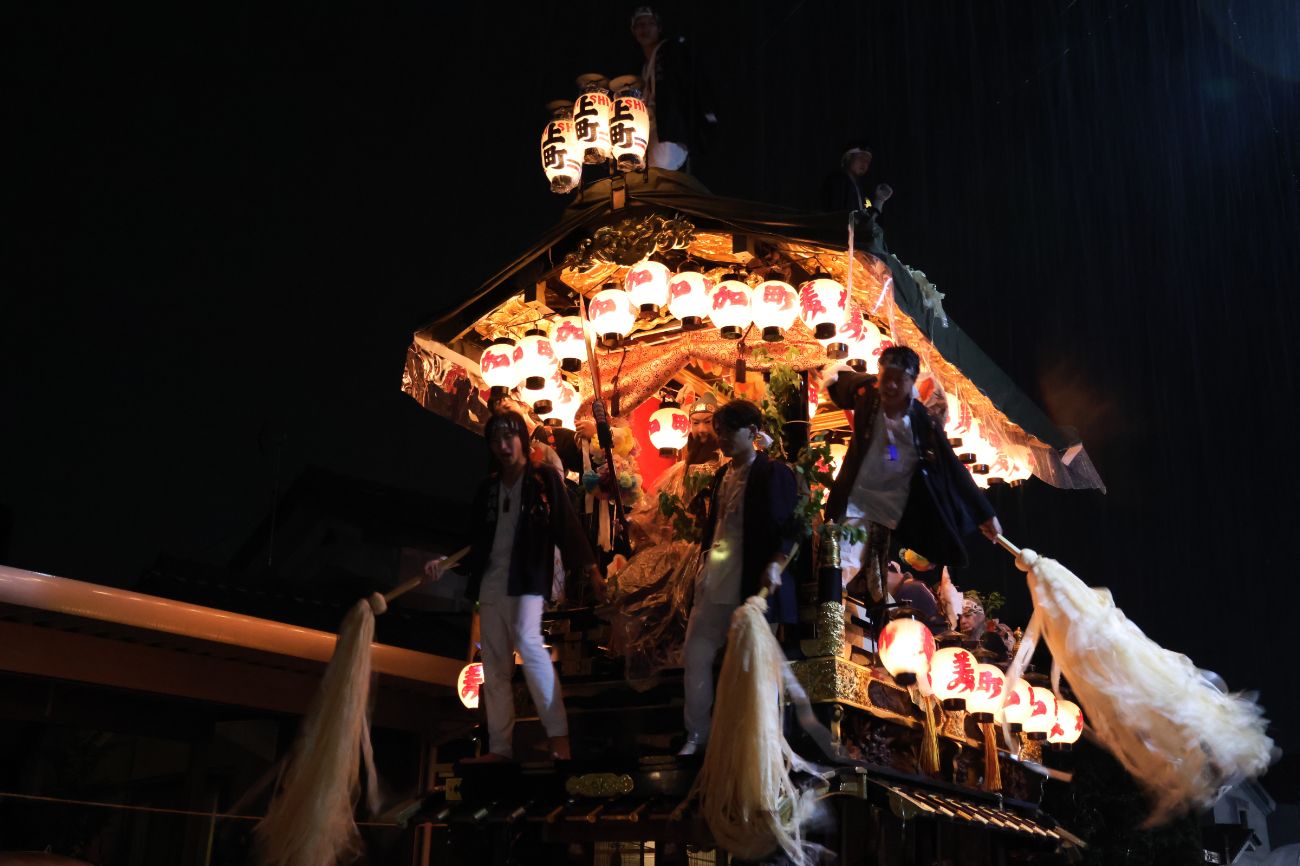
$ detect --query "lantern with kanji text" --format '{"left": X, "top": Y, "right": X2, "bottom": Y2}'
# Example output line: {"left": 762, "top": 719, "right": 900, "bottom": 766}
{"left": 846, "top": 318, "right": 892, "bottom": 373}
{"left": 996, "top": 678, "right": 1034, "bottom": 732}
{"left": 647, "top": 399, "right": 689, "bottom": 456}
{"left": 540, "top": 102, "right": 582, "bottom": 194}
{"left": 820, "top": 302, "right": 865, "bottom": 361}
{"left": 750, "top": 280, "right": 798, "bottom": 342}
{"left": 1049, "top": 698, "right": 1084, "bottom": 750}
{"left": 457, "top": 662, "right": 484, "bottom": 710}
{"left": 798, "top": 276, "right": 849, "bottom": 340}
{"left": 625, "top": 260, "right": 672, "bottom": 313}
{"left": 1021, "top": 686, "right": 1057, "bottom": 740}
{"left": 966, "top": 663, "right": 1007, "bottom": 723}
{"left": 572, "top": 74, "right": 612, "bottom": 164}
{"left": 539, "top": 382, "right": 580, "bottom": 430}
{"left": 588, "top": 283, "right": 637, "bottom": 348}
{"left": 608, "top": 75, "right": 649, "bottom": 171}
{"left": 709, "top": 275, "right": 752, "bottom": 340}
{"left": 480, "top": 337, "right": 524, "bottom": 397}
{"left": 928, "top": 646, "right": 978, "bottom": 711}
{"left": 550, "top": 315, "right": 587, "bottom": 373}
{"left": 878, "top": 616, "right": 936, "bottom": 688}
{"left": 667, "top": 270, "right": 712, "bottom": 328}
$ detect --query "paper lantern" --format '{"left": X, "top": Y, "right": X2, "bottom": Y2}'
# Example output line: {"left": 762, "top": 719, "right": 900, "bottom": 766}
{"left": 820, "top": 303, "right": 865, "bottom": 361}
{"left": 529, "top": 368, "right": 569, "bottom": 417}
{"left": 479, "top": 337, "right": 524, "bottom": 394}
{"left": 647, "top": 399, "right": 689, "bottom": 456}
{"left": 846, "top": 319, "right": 891, "bottom": 373}
{"left": 986, "top": 441, "right": 1034, "bottom": 487}
{"left": 710, "top": 275, "right": 752, "bottom": 340}
{"left": 751, "top": 280, "right": 798, "bottom": 342}
{"left": 539, "top": 102, "right": 582, "bottom": 194}
{"left": 588, "top": 284, "right": 637, "bottom": 347}
{"left": 966, "top": 663, "right": 1007, "bottom": 723}
{"left": 550, "top": 315, "right": 587, "bottom": 373}
{"left": 798, "top": 276, "right": 849, "bottom": 340}
{"left": 1049, "top": 698, "right": 1084, "bottom": 749}
{"left": 572, "top": 74, "right": 612, "bottom": 164}
{"left": 667, "top": 271, "right": 713, "bottom": 328}
{"left": 878, "top": 617, "right": 936, "bottom": 688}
{"left": 1022, "top": 686, "right": 1058, "bottom": 740}
{"left": 457, "top": 662, "right": 484, "bottom": 709}
{"left": 517, "top": 328, "right": 559, "bottom": 390}
{"left": 608, "top": 75, "right": 649, "bottom": 171}
{"left": 539, "top": 382, "right": 580, "bottom": 430}
{"left": 625, "top": 260, "right": 671, "bottom": 312}
{"left": 944, "top": 390, "right": 976, "bottom": 446}
{"left": 928, "top": 646, "right": 977, "bottom": 710}
{"left": 997, "top": 678, "right": 1034, "bottom": 732}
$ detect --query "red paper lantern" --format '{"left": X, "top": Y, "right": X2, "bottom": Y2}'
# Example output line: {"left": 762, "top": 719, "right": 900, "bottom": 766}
{"left": 1022, "top": 686, "right": 1058, "bottom": 741}
{"left": 966, "top": 663, "right": 1007, "bottom": 723}
{"left": 1049, "top": 698, "right": 1084, "bottom": 749}
{"left": 550, "top": 315, "right": 587, "bottom": 373}
{"left": 709, "top": 275, "right": 752, "bottom": 340}
{"left": 798, "top": 276, "right": 848, "bottom": 340}
{"left": 647, "top": 400, "right": 689, "bottom": 456}
{"left": 480, "top": 337, "right": 524, "bottom": 394}
{"left": 751, "top": 280, "right": 798, "bottom": 342}
{"left": 878, "top": 617, "right": 936, "bottom": 688}
{"left": 928, "top": 646, "right": 978, "bottom": 711}
{"left": 667, "top": 271, "right": 712, "bottom": 328}
{"left": 625, "top": 260, "right": 672, "bottom": 313}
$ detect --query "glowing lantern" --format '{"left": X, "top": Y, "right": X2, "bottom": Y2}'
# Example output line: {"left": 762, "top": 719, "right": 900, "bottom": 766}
{"left": 945, "top": 390, "right": 976, "bottom": 447}
{"left": 457, "top": 662, "right": 484, "bottom": 709}
{"left": 625, "top": 260, "right": 671, "bottom": 312}
{"left": 608, "top": 75, "right": 649, "bottom": 171}
{"left": 540, "top": 102, "right": 582, "bottom": 194}
{"left": 987, "top": 441, "right": 1034, "bottom": 487}
{"left": 668, "top": 270, "right": 712, "bottom": 328}
{"left": 820, "top": 303, "right": 865, "bottom": 361}
{"left": 847, "top": 319, "right": 891, "bottom": 373}
{"left": 479, "top": 337, "right": 524, "bottom": 395}
{"left": 517, "top": 328, "right": 558, "bottom": 389}
{"left": 539, "top": 382, "right": 580, "bottom": 429}
{"left": 751, "top": 280, "right": 798, "bottom": 341}
{"left": 588, "top": 284, "right": 637, "bottom": 348}
{"left": 997, "top": 678, "right": 1034, "bottom": 732}
{"left": 572, "top": 74, "right": 612, "bottom": 164}
{"left": 550, "top": 315, "right": 587, "bottom": 373}
{"left": 647, "top": 399, "right": 689, "bottom": 456}
{"left": 966, "top": 663, "right": 1007, "bottom": 723}
{"left": 1022, "top": 686, "right": 1057, "bottom": 740}
{"left": 710, "top": 274, "right": 752, "bottom": 340}
{"left": 1049, "top": 698, "right": 1084, "bottom": 749}
{"left": 798, "top": 276, "right": 849, "bottom": 340}
{"left": 928, "top": 646, "right": 977, "bottom": 710}
{"left": 878, "top": 617, "right": 936, "bottom": 688}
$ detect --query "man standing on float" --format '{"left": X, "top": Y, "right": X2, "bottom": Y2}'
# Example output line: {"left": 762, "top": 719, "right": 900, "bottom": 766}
{"left": 822, "top": 346, "right": 1001, "bottom": 602}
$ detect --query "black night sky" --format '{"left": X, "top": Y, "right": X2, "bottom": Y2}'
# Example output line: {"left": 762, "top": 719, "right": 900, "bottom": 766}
{"left": 9, "top": 0, "right": 1300, "bottom": 797}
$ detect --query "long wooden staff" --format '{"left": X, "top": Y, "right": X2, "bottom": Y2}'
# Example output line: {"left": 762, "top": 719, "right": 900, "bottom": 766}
{"left": 576, "top": 294, "right": 629, "bottom": 544}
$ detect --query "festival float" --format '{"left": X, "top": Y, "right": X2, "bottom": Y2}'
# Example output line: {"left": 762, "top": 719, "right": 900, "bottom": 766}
{"left": 310, "top": 65, "right": 1126, "bottom": 863}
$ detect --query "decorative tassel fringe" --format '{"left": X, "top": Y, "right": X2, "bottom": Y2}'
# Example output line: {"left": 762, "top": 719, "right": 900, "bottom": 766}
{"left": 693, "top": 595, "right": 819, "bottom": 866}
{"left": 981, "top": 722, "right": 1002, "bottom": 793}
{"left": 916, "top": 690, "right": 940, "bottom": 775}
{"left": 255, "top": 595, "right": 384, "bottom": 866}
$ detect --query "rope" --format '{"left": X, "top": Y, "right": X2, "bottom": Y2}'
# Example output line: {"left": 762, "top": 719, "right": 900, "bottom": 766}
{"left": 0, "top": 791, "right": 397, "bottom": 827}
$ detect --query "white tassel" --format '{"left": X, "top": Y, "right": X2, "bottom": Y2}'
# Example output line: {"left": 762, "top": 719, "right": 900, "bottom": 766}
{"left": 1002, "top": 547, "right": 1273, "bottom": 826}
{"left": 693, "top": 595, "right": 819, "bottom": 866}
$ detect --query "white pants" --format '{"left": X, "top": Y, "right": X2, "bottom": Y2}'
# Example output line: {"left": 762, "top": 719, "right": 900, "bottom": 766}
{"left": 478, "top": 590, "right": 567, "bottom": 758}
{"left": 682, "top": 602, "right": 736, "bottom": 744}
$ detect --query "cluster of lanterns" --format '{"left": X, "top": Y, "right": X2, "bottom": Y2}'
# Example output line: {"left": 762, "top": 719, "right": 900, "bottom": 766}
{"left": 943, "top": 392, "right": 1034, "bottom": 488}
{"left": 878, "top": 617, "right": 1083, "bottom": 749}
{"left": 540, "top": 73, "right": 650, "bottom": 193}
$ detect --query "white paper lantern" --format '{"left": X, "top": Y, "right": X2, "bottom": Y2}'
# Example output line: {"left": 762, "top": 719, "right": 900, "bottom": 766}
{"left": 479, "top": 337, "right": 524, "bottom": 393}
{"left": 529, "top": 367, "right": 568, "bottom": 416}
{"left": 517, "top": 328, "right": 559, "bottom": 390}
{"left": 550, "top": 315, "right": 587, "bottom": 373}
{"left": 588, "top": 285, "right": 637, "bottom": 347}
{"left": 648, "top": 400, "right": 689, "bottom": 456}
{"left": 847, "top": 319, "right": 891, "bottom": 373}
{"left": 572, "top": 75, "right": 612, "bottom": 164}
{"left": 1049, "top": 698, "right": 1084, "bottom": 748}
{"left": 798, "top": 277, "right": 849, "bottom": 340}
{"left": 751, "top": 280, "right": 798, "bottom": 342}
{"left": 997, "top": 678, "right": 1034, "bottom": 731}
{"left": 625, "top": 260, "right": 671, "bottom": 312}
{"left": 710, "top": 275, "right": 752, "bottom": 340}
{"left": 966, "top": 663, "right": 1008, "bottom": 723}
{"left": 457, "top": 662, "right": 484, "bottom": 709}
{"left": 928, "top": 646, "right": 978, "bottom": 710}
{"left": 1022, "top": 686, "right": 1058, "bottom": 740}
{"left": 878, "top": 617, "right": 936, "bottom": 688}
{"left": 667, "top": 271, "right": 712, "bottom": 327}
{"left": 608, "top": 75, "right": 649, "bottom": 171}
{"left": 539, "top": 382, "right": 580, "bottom": 430}
{"left": 820, "top": 303, "right": 865, "bottom": 361}
{"left": 540, "top": 102, "right": 581, "bottom": 194}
